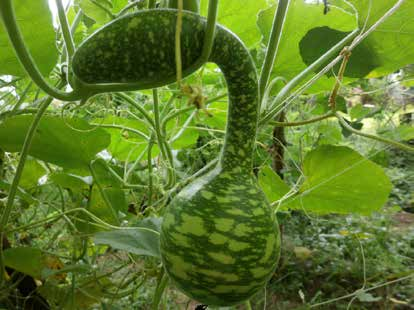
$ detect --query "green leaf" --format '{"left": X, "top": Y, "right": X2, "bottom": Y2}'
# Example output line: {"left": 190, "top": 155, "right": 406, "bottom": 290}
{"left": 77, "top": 0, "right": 112, "bottom": 24}
{"left": 287, "top": 145, "right": 392, "bottom": 215}
{"left": 20, "top": 158, "right": 46, "bottom": 189}
{"left": 348, "top": 0, "right": 414, "bottom": 78}
{"left": 94, "top": 227, "right": 160, "bottom": 258}
{"left": 97, "top": 115, "right": 159, "bottom": 161}
{"left": 299, "top": 27, "right": 380, "bottom": 78}
{"left": 0, "top": 0, "right": 58, "bottom": 76}
{"left": 3, "top": 247, "right": 60, "bottom": 279}
{"left": 258, "top": 165, "right": 291, "bottom": 204}
{"left": 200, "top": 0, "right": 269, "bottom": 47}
{"left": 0, "top": 115, "right": 111, "bottom": 168}
{"left": 76, "top": 186, "right": 126, "bottom": 234}
{"left": 49, "top": 173, "right": 92, "bottom": 191}
{"left": 258, "top": 2, "right": 356, "bottom": 92}
{"left": 349, "top": 104, "right": 372, "bottom": 120}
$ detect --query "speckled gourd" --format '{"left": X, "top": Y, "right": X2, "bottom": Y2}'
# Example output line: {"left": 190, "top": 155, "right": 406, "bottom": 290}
{"left": 72, "top": 9, "right": 281, "bottom": 306}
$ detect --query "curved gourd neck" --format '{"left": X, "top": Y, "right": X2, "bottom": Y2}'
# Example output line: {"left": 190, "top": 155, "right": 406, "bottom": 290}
{"left": 71, "top": 10, "right": 259, "bottom": 173}
{"left": 209, "top": 31, "right": 259, "bottom": 173}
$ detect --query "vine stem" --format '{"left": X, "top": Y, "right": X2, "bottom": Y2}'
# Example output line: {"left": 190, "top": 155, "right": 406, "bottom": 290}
{"left": 199, "top": 0, "right": 219, "bottom": 63}
{"left": 258, "top": 0, "right": 291, "bottom": 103}
{"left": 153, "top": 89, "right": 176, "bottom": 188}
{"left": 0, "top": 0, "right": 81, "bottom": 101}
{"left": 245, "top": 300, "right": 253, "bottom": 310}
{"left": 0, "top": 90, "right": 59, "bottom": 285}
{"left": 269, "top": 112, "right": 335, "bottom": 127}
{"left": 335, "top": 112, "right": 414, "bottom": 152}
{"left": 310, "top": 273, "right": 414, "bottom": 308}
{"left": 175, "top": 0, "right": 184, "bottom": 88}
{"left": 55, "top": 0, "right": 75, "bottom": 59}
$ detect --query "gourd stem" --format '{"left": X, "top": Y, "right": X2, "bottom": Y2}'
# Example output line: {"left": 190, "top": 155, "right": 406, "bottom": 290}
{"left": 335, "top": 112, "right": 414, "bottom": 152}
{"left": 0, "top": 86, "right": 62, "bottom": 285}
{"left": 258, "top": 0, "right": 291, "bottom": 103}
{"left": 55, "top": 0, "right": 75, "bottom": 59}
{"left": 0, "top": 0, "right": 81, "bottom": 101}
{"left": 151, "top": 271, "right": 169, "bottom": 310}
{"left": 199, "top": 0, "right": 219, "bottom": 63}
{"left": 261, "top": 28, "right": 359, "bottom": 124}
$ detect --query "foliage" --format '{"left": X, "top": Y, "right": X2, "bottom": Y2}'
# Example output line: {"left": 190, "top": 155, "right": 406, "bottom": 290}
{"left": 0, "top": 0, "right": 413, "bottom": 308}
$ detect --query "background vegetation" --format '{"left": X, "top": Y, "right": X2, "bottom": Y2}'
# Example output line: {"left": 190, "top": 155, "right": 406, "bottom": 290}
{"left": 0, "top": 0, "right": 413, "bottom": 309}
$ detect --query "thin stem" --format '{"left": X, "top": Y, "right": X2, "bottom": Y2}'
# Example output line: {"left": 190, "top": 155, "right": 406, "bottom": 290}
{"left": 70, "top": 10, "right": 83, "bottom": 36}
{"left": 336, "top": 112, "right": 414, "bottom": 152}
{"left": 258, "top": 0, "right": 291, "bottom": 102}
{"left": 199, "top": 0, "right": 219, "bottom": 63}
{"left": 245, "top": 300, "right": 252, "bottom": 310}
{"left": 91, "top": 123, "right": 150, "bottom": 140}
{"left": 269, "top": 112, "right": 335, "bottom": 127}
{"left": 151, "top": 271, "right": 169, "bottom": 310}
{"left": 0, "top": 0, "right": 81, "bottom": 101}
{"left": 55, "top": 0, "right": 75, "bottom": 58}
{"left": 115, "top": 93, "right": 156, "bottom": 128}
{"left": 153, "top": 89, "right": 176, "bottom": 188}
{"left": 147, "top": 137, "right": 155, "bottom": 206}
{"left": 329, "top": 48, "right": 351, "bottom": 110}
{"left": 310, "top": 273, "right": 414, "bottom": 308}
{"left": 10, "top": 82, "right": 33, "bottom": 115}
{"left": 175, "top": 0, "right": 184, "bottom": 88}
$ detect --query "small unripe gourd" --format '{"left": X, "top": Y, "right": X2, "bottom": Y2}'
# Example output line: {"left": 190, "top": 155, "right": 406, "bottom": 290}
{"left": 72, "top": 9, "right": 280, "bottom": 306}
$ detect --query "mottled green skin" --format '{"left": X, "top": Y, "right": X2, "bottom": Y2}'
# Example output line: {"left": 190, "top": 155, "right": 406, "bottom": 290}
{"left": 72, "top": 9, "right": 281, "bottom": 306}
{"left": 161, "top": 167, "right": 280, "bottom": 305}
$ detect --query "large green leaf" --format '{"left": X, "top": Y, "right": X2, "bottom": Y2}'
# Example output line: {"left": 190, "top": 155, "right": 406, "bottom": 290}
{"left": 0, "top": 0, "right": 58, "bottom": 76}
{"left": 3, "top": 247, "right": 62, "bottom": 279}
{"left": 348, "top": 0, "right": 414, "bottom": 77}
{"left": 0, "top": 115, "right": 111, "bottom": 168}
{"left": 96, "top": 115, "right": 159, "bottom": 162}
{"left": 200, "top": 0, "right": 269, "bottom": 47}
{"left": 259, "top": 0, "right": 414, "bottom": 93}
{"left": 258, "top": 1, "right": 356, "bottom": 92}
{"left": 258, "top": 165, "right": 291, "bottom": 205}
{"left": 76, "top": 0, "right": 128, "bottom": 25}
{"left": 287, "top": 145, "right": 392, "bottom": 215}
{"left": 94, "top": 218, "right": 161, "bottom": 258}
{"left": 20, "top": 158, "right": 46, "bottom": 190}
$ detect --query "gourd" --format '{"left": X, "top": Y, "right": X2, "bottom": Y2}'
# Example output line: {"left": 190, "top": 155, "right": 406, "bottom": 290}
{"left": 72, "top": 9, "right": 280, "bottom": 306}
{"left": 167, "top": 0, "right": 200, "bottom": 13}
